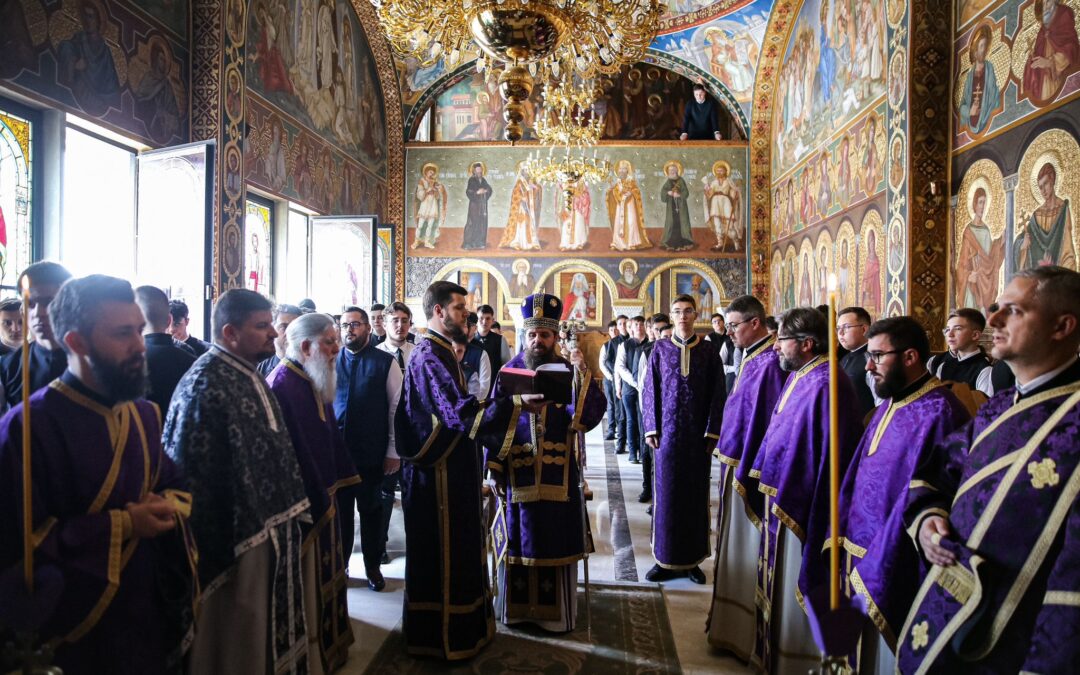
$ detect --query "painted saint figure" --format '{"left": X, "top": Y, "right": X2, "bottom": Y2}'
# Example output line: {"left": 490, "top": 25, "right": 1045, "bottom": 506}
{"left": 616, "top": 259, "right": 643, "bottom": 299}
{"left": 955, "top": 186, "right": 1006, "bottom": 311}
{"left": 959, "top": 24, "right": 1000, "bottom": 134}
{"left": 461, "top": 162, "right": 493, "bottom": 250}
{"left": 413, "top": 163, "right": 448, "bottom": 249}
{"left": 606, "top": 160, "right": 650, "bottom": 251}
{"left": 703, "top": 161, "right": 743, "bottom": 252}
{"left": 558, "top": 181, "right": 591, "bottom": 251}
{"left": 56, "top": 1, "right": 120, "bottom": 116}
{"left": 500, "top": 166, "right": 543, "bottom": 251}
{"left": 660, "top": 161, "right": 695, "bottom": 251}
{"left": 561, "top": 272, "right": 593, "bottom": 322}
{"left": 1016, "top": 162, "right": 1077, "bottom": 270}
{"left": 863, "top": 227, "right": 883, "bottom": 316}
{"left": 1021, "top": 0, "right": 1080, "bottom": 106}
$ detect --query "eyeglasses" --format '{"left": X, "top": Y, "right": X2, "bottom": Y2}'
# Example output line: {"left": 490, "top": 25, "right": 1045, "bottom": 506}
{"left": 774, "top": 334, "right": 806, "bottom": 342}
{"left": 867, "top": 349, "right": 903, "bottom": 364}
{"left": 727, "top": 318, "right": 754, "bottom": 331}
{"left": 836, "top": 323, "right": 864, "bottom": 334}
{"left": 339, "top": 321, "right": 366, "bottom": 330}
{"left": 941, "top": 326, "right": 969, "bottom": 335}
{"left": 670, "top": 309, "right": 696, "bottom": 316}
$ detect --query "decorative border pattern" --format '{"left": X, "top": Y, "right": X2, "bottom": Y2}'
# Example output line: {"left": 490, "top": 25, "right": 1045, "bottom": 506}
{"left": 351, "top": 0, "right": 407, "bottom": 301}
{"left": 191, "top": 0, "right": 225, "bottom": 294}
{"left": 886, "top": 1, "right": 911, "bottom": 319}
{"left": 907, "top": 0, "right": 951, "bottom": 350}
{"left": 747, "top": 0, "right": 799, "bottom": 308}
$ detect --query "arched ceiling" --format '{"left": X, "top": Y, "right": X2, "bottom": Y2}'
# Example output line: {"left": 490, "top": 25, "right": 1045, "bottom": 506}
{"left": 388, "top": 0, "right": 777, "bottom": 140}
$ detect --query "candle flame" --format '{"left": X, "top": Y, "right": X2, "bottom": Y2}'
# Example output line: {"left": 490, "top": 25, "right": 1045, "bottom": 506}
{"left": 827, "top": 273, "right": 838, "bottom": 293}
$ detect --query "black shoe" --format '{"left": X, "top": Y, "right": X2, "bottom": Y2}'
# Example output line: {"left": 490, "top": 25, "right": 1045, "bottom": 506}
{"left": 629, "top": 458, "right": 641, "bottom": 465}
{"left": 615, "top": 447, "right": 627, "bottom": 454}
{"left": 604, "top": 434, "right": 616, "bottom": 441}
{"left": 366, "top": 568, "right": 386, "bottom": 592}
{"left": 646, "top": 505, "right": 653, "bottom": 515}
{"left": 381, "top": 551, "right": 390, "bottom": 565}
{"left": 645, "top": 564, "right": 677, "bottom": 582}
{"left": 687, "top": 566, "right": 706, "bottom": 585}
{"left": 637, "top": 491, "right": 652, "bottom": 503}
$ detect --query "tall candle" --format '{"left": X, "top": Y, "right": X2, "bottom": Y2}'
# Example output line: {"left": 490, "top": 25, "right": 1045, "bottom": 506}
{"left": 827, "top": 273, "right": 839, "bottom": 610}
{"left": 21, "top": 278, "right": 32, "bottom": 593}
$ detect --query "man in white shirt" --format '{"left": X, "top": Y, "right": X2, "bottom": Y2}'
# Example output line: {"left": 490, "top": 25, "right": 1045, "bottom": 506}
{"left": 374, "top": 301, "right": 415, "bottom": 564}
{"left": 598, "top": 319, "right": 625, "bottom": 446}
{"left": 333, "top": 306, "right": 402, "bottom": 590}
{"left": 615, "top": 316, "right": 648, "bottom": 464}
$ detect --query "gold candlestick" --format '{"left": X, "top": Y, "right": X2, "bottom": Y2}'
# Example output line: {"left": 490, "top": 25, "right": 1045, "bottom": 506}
{"left": 827, "top": 274, "right": 839, "bottom": 611}
{"left": 21, "top": 276, "right": 32, "bottom": 594}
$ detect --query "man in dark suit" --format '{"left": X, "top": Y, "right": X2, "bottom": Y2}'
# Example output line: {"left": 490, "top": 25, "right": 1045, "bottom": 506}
{"left": 136, "top": 285, "right": 196, "bottom": 413}
{"left": 837, "top": 306, "right": 879, "bottom": 418}
{"left": 168, "top": 299, "right": 210, "bottom": 356}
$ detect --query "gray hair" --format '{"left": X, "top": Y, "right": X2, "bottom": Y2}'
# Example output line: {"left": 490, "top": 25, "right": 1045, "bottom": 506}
{"left": 1013, "top": 266, "right": 1080, "bottom": 323}
{"left": 285, "top": 312, "right": 336, "bottom": 361}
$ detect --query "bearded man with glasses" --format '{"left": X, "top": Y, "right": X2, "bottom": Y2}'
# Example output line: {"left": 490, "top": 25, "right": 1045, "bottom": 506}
{"left": 748, "top": 307, "right": 862, "bottom": 674}
{"left": 833, "top": 316, "right": 970, "bottom": 674}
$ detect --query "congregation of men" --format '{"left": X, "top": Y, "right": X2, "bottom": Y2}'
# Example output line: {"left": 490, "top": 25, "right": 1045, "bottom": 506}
{"left": 2, "top": 258, "right": 1080, "bottom": 675}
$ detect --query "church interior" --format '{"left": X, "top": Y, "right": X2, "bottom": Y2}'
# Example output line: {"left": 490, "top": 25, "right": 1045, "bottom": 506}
{"left": 1, "top": 0, "right": 1079, "bottom": 672}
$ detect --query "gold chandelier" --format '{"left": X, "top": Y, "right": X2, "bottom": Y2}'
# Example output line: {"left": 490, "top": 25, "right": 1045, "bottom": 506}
{"left": 370, "top": 0, "right": 664, "bottom": 141}
{"left": 533, "top": 75, "right": 603, "bottom": 148}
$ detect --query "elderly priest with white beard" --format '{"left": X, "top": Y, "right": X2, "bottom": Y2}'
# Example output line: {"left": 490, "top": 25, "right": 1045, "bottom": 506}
{"left": 267, "top": 312, "right": 360, "bottom": 673}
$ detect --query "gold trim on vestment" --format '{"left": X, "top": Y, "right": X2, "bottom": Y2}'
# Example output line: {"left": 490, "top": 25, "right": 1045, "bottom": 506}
{"left": 569, "top": 373, "right": 591, "bottom": 433}
{"left": 495, "top": 396, "right": 523, "bottom": 459}
{"left": 867, "top": 378, "right": 945, "bottom": 456}
{"left": 968, "top": 382, "right": 1080, "bottom": 454}
{"left": 506, "top": 552, "right": 585, "bottom": 566}
{"left": 61, "top": 510, "right": 132, "bottom": 643}
{"left": 732, "top": 477, "right": 762, "bottom": 530}
{"left": 906, "top": 555, "right": 987, "bottom": 675}
{"left": 850, "top": 565, "right": 897, "bottom": 650}
{"left": 732, "top": 336, "right": 776, "bottom": 393}
{"left": 770, "top": 501, "right": 805, "bottom": 542}
{"left": 775, "top": 356, "right": 826, "bottom": 414}
{"left": 1044, "top": 591, "right": 1080, "bottom": 606}
{"left": 908, "top": 479, "right": 938, "bottom": 491}
{"left": 671, "top": 333, "right": 700, "bottom": 377}
{"left": 954, "top": 448, "right": 1023, "bottom": 501}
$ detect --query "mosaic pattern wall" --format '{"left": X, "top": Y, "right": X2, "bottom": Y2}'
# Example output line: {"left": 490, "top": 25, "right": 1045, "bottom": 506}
{"left": 404, "top": 142, "right": 748, "bottom": 323}
{"left": 768, "top": 0, "right": 910, "bottom": 319}
{"left": 949, "top": 0, "right": 1080, "bottom": 315}
{"left": 1, "top": 0, "right": 190, "bottom": 147}
{"left": 244, "top": 0, "right": 388, "bottom": 217}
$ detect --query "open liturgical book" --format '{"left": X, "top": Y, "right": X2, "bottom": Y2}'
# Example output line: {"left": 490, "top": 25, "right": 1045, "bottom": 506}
{"left": 497, "top": 362, "right": 573, "bottom": 404}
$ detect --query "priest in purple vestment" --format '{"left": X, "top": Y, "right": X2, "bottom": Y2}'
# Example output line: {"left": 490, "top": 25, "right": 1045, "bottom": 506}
{"left": 0, "top": 275, "right": 197, "bottom": 675}
{"left": 642, "top": 293, "right": 726, "bottom": 583}
{"left": 834, "top": 316, "right": 970, "bottom": 672}
{"left": 267, "top": 312, "right": 361, "bottom": 673}
{"left": 486, "top": 293, "right": 606, "bottom": 632}
{"left": 751, "top": 306, "right": 861, "bottom": 673}
{"left": 707, "top": 294, "right": 787, "bottom": 660}
{"left": 899, "top": 267, "right": 1080, "bottom": 674}
{"left": 396, "top": 281, "right": 548, "bottom": 660}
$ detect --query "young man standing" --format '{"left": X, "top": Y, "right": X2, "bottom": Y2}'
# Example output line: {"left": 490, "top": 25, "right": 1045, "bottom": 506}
{"left": 928, "top": 307, "right": 993, "bottom": 395}
{"left": 643, "top": 295, "right": 726, "bottom": 583}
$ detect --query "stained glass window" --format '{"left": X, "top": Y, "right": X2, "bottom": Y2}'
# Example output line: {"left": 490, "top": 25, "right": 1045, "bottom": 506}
{"left": 0, "top": 109, "right": 33, "bottom": 291}
{"left": 244, "top": 197, "right": 273, "bottom": 297}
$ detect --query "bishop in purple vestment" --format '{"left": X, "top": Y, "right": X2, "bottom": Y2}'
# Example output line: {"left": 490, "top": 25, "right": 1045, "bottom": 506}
{"left": 707, "top": 295, "right": 787, "bottom": 659}
{"left": 396, "top": 281, "right": 545, "bottom": 660}
{"left": 486, "top": 294, "right": 606, "bottom": 632}
{"left": 267, "top": 313, "right": 361, "bottom": 673}
{"left": 0, "top": 276, "right": 197, "bottom": 675}
{"left": 898, "top": 268, "right": 1080, "bottom": 674}
{"left": 751, "top": 307, "right": 861, "bottom": 673}
{"left": 642, "top": 293, "right": 726, "bottom": 583}
{"left": 834, "top": 317, "right": 970, "bottom": 671}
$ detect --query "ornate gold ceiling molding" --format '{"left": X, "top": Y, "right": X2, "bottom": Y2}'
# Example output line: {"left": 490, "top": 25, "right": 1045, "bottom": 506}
{"left": 351, "top": 0, "right": 407, "bottom": 301}
{"left": 747, "top": 0, "right": 799, "bottom": 310}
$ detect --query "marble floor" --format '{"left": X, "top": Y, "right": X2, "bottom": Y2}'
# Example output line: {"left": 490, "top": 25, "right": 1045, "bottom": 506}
{"left": 338, "top": 425, "right": 753, "bottom": 674}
